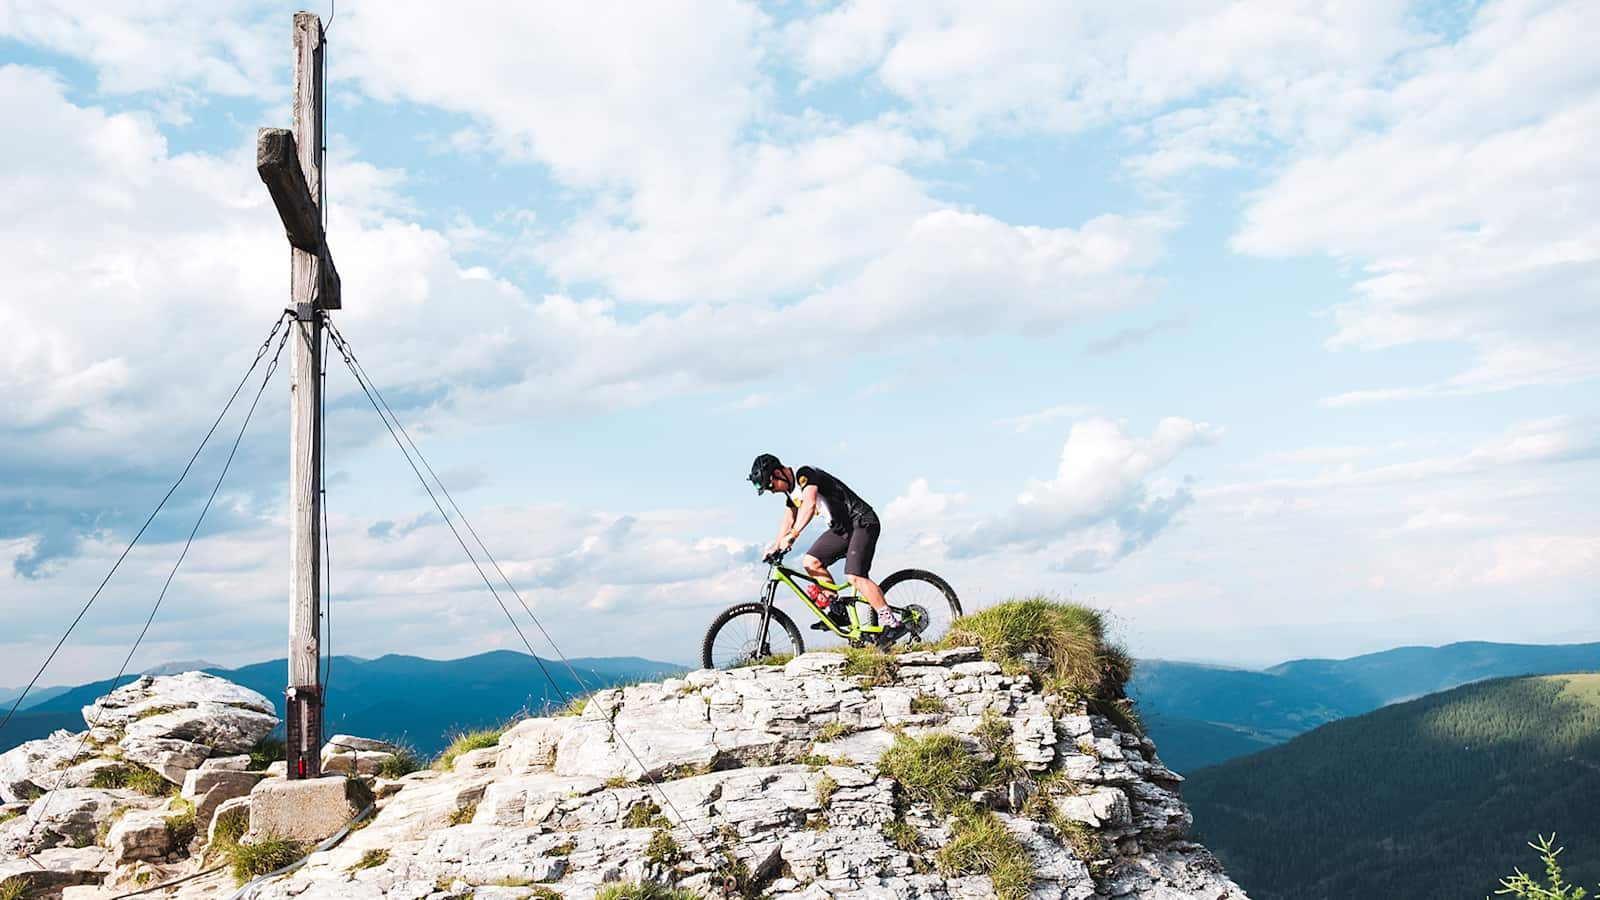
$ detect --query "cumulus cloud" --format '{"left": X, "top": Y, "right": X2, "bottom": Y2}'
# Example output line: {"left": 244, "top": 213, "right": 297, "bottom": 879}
{"left": 946, "top": 417, "right": 1219, "bottom": 566}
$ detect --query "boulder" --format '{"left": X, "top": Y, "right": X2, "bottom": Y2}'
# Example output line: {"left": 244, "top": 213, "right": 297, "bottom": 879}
{"left": 1055, "top": 786, "right": 1132, "bottom": 829}
{"left": 24, "top": 788, "right": 132, "bottom": 847}
{"left": 118, "top": 736, "right": 210, "bottom": 785}
{"left": 0, "top": 730, "right": 85, "bottom": 802}
{"left": 207, "top": 795, "right": 252, "bottom": 845}
{"left": 105, "top": 809, "right": 172, "bottom": 865}
{"left": 0, "top": 846, "right": 108, "bottom": 896}
{"left": 181, "top": 768, "right": 263, "bottom": 830}
{"left": 81, "top": 672, "right": 275, "bottom": 731}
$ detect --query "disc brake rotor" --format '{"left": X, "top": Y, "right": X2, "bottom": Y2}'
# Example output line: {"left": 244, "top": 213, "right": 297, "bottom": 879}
{"left": 905, "top": 604, "right": 930, "bottom": 637}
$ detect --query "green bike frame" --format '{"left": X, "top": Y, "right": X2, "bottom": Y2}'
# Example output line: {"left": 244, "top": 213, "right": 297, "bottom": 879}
{"left": 766, "top": 563, "right": 891, "bottom": 641}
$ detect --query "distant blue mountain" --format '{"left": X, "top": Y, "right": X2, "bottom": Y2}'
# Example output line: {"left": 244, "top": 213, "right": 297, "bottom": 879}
{"left": 1130, "top": 640, "right": 1600, "bottom": 772}
{"left": 0, "top": 651, "right": 684, "bottom": 758}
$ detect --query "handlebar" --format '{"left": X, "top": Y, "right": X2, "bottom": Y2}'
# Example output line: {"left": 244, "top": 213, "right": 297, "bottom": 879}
{"left": 763, "top": 548, "right": 789, "bottom": 566}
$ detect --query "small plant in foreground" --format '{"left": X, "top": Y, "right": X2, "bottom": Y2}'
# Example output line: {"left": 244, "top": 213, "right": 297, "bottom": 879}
{"left": 876, "top": 732, "right": 977, "bottom": 814}
{"left": 816, "top": 721, "right": 851, "bottom": 742}
{"left": 815, "top": 773, "right": 838, "bottom": 811}
{"left": 594, "top": 881, "right": 705, "bottom": 900}
{"left": 90, "top": 762, "right": 175, "bottom": 797}
{"left": 624, "top": 800, "right": 670, "bottom": 830}
{"left": 934, "top": 806, "right": 1034, "bottom": 900}
{"left": 733, "top": 653, "right": 794, "bottom": 668}
{"left": 555, "top": 694, "right": 590, "bottom": 717}
{"left": 164, "top": 798, "right": 198, "bottom": 847}
{"left": 527, "top": 888, "right": 564, "bottom": 899}
{"left": 645, "top": 828, "right": 682, "bottom": 866}
{"left": 883, "top": 819, "right": 921, "bottom": 853}
{"left": 446, "top": 801, "right": 478, "bottom": 826}
{"left": 433, "top": 727, "right": 507, "bottom": 770}
{"left": 939, "top": 597, "right": 1130, "bottom": 701}
{"left": 839, "top": 646, "right": 898, "bottom": 686}
{"left": 1496, "top": 833, "right": 1594, "bottom": 899}
{"left": 226, "top": 833, "right": 303, "bottom": 885}
{"left": 909, "top": 692, "right": 944, "bottom": 715}
{"left": 0, "top": 876, "right": 31, "bottom": 900}
{"left": 350, "top": 848, "right": 389, "bottom": 871}
{"left": 247, "top": 737, "right": 286, "bottom": 772}
{"left": 375, "top": 743, "right": 423, "bottom": 779}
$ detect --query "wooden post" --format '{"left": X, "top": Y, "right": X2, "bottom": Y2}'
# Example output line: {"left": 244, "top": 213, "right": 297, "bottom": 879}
{"left": 287, "top": 11, "right": 327, "bottom": 780}
{"left": 257, "top": 10, "right": 343, "bottom": 780}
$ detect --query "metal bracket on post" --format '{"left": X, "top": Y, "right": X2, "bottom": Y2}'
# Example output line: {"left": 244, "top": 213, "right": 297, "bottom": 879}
{"left": 285, "top": 684, "right": 323, "bottom": 780}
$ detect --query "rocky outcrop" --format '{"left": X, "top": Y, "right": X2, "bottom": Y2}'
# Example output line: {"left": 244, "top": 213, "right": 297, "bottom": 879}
{"left": 0, "top": 672, "right": 280, "bottom": 894}
{"left": 14, "top": 652, "right": 1246, "bottom": 900}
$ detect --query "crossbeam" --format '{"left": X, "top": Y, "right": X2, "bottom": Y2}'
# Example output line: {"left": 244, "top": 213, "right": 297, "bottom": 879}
{"left": 256, "top": 128, "right": 341, "bottom": 309}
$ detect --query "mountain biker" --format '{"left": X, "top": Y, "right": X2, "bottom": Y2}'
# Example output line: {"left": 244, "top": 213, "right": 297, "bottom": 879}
{"left": 748, "top": 453, "right": 903, "bottom": 643}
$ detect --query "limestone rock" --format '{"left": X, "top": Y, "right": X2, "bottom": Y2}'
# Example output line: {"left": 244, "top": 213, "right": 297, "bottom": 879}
{"left": 118, "top": 736, "right": 210, "bottom": 785}
{"left": 181, "top": 768, "right": 262, "bottom": 830}
{"left": 0, "top": 729, "right": 86, "bottom": 802}
{"left": 106, "top": 809, "right": 173, "bottom": 865}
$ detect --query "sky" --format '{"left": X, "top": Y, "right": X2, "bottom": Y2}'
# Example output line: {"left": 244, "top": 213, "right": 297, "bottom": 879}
{"left": 1, "top": 0, "right": 1597, "bottom": 687}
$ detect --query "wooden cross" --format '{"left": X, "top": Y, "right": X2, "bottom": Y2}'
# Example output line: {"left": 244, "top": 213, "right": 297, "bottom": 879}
{"left": 255, "top": 11, "right": 340, "bottom": 780}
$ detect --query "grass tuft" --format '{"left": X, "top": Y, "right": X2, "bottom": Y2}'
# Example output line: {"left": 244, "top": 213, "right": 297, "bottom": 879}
{"left": 89, "top": 762, "right": 175, "bottom": 797}
{"left": 164, "top": 798, "right": 198, "bottom": 848}
{"left": 815, "top": 773, "right": 838, "bottom": 811}
{"left": 375, "top": 744, "right": 423, "bottom": 779}
{"left": 883, "top": 819, "right": 921, "bottom": 853}
{"left": 247, "top": 737, "right": 285, "bottom": 772}
{"left": 226, "top": 832, "right": 303, "bottom": 885}
{"left": 909, "top": 692, "right": 944, "bottom": 715}
{"left": 349, "top": 848, "right": 389, "bottom": 871}
{"left": 0, "top": 876, "right": 30, "bottom": 900}
{"left": 839, "top": 646, "right": 898, "bottom": 686}
{"left": 816, "top": 721, "right": 851, "bottom": 743}
{"left": 645, "top": 828, "right": 682, "bottom": 866}
{"left": 934, "top": 806, "right": 1035, "bottom": 900}
{"left": 876, "top": 732, "right": 978, "bottom": 814}
{"left": 446, "top": 801, "right": 478, "bottom": 826}
{"left": 940, "top": 597, "right": 1132, "bottom": 701}
{"left": 211, "top": 806, "right": 249, "bottom": 850}
{"left": 594, "top": 882, "right": 705, "bottom": 900}
{"left": 624, "top": 800, "right": 671, "bottom": 830}
{"left": 432, "top": 728, "right": 507, "bottom": 770}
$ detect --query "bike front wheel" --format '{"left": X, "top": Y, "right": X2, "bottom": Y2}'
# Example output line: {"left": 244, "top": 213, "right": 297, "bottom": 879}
{"left": 880, "top": 568, "right": 963, "bottom": 645}
{"left": 700, "top": 603, "right": 805, "bottom": 670}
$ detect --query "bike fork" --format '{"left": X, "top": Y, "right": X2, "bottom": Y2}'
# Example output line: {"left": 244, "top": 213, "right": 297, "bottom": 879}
{"left": 755, "top": 582, "right": 777, "bottom": 657}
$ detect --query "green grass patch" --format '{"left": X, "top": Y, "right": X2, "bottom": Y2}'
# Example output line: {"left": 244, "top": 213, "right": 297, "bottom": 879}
{"left": 527, "top": 888, "right": 564, "bottom": 899}
{"left": 375, "top": 744, "right": 423, "bottom": 779}
{"left": 623, "top": 800, "right": 670, "bottom": 830}
{"left": 555, "top": 694, "right": 590, "bottom": 717}
{"left": 433, "top": 728, "right": 507, "bottom": 770}
{"left": 645, "top": 828, "right": 682, "bottom": 866}
{"left": 349, "top": 848, "right": 389, "bottom": 871}
{"left": 0, "top": 876, "right": 31, "bottom": 900}
{"left": 839, "top": 646, "right": 898, "bottom": 686}
{"left": 0, "top": 810, "right": 19, "bottom": 825}
{"left": 732, "top": 653, "right": 794, "bottom": 668}
{"left": 548, "top": 840, "right": 576, "bottom": 856}
{"left": 164, "top": 798, "right": 198, "bottom": 847}
{"left": 934, "top": 806, "right": 1035, "bottom": 900}
{"left": 816, "top": 721, "right": 851, "bottom": 742}
{"left": 89, "top": 762, "right": 175, "bottom": 797}
{"left": 135, "top": 704, "right": 182, "bottom": 720}
{"left": 247, "top": 737, "right": 285, "bottom": 772}
{"left": 940, "top": 597, "right": 1131, "bottom": 701}
{"left": 909, "top": 692, "right": 944, "bottom": 715}
{"left": 815, "top": 773, "right": 838, "bottom": 811}
{"left": 446, "top": 801, "right": 478, "bottom": 826}
{"left": 226, "top": 832, "right": 303, "bottom": 885}
{"left": 877, "top": 732, "right": 978, "bottom": 814}
{"left": 595, "top": 882, "right": 705, "bottom": 900}
{"left": 883, "top": 819, "right": 921, "bottom": 853}
{"left": 211, "top": 805, "right": 249, "bottom": 850}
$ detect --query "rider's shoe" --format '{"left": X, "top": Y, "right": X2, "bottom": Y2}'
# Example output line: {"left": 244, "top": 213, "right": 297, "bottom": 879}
{"left": 811, "top": 602, "right": 853, "bottom": 631}
{"left": 872, "top": 622, "right": 907, "bottom": 647}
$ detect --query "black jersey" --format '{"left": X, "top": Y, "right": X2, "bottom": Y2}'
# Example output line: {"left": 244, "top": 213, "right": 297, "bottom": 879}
{"left": 786, "top": 466, "right": 878, "bottom": 533}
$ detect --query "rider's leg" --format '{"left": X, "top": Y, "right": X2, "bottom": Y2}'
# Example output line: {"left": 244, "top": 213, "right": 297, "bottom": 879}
{"left": 801, "top": 554, "right": 835, "bottom": 593}
{"left": 844, "top": 522, "right": 896, "bottom": 623}
{"left": 802, "top": 530, "right": 849, "bottom": 599}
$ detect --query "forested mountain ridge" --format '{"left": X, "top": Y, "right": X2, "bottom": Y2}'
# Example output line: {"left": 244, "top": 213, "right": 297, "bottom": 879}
{"left": 1130, "top": 639, "right": 1600, "bottom": 771}
{"left": 1183, "top": 673, "right": 1600, "bottom": 900}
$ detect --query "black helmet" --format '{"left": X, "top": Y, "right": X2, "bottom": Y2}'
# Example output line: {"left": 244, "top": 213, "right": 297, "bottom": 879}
{"left": 749, "top": 453, "right": 782, "bottom": 493}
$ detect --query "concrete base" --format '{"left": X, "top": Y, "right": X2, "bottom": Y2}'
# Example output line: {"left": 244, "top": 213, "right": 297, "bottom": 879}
{"left": 248, "top": 776, "right": 365, "bottom": 844}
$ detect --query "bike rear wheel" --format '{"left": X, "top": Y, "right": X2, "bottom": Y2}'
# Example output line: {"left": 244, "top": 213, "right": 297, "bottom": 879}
{"left": 879, "top": 568, "right": 963, "bottom": 646}
{"left": 701, "top": 602, "right": 805, "bottom": 670}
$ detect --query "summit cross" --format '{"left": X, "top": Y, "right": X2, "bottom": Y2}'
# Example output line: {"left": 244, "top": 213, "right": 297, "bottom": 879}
{"left": 255, "top": 10, "right": 341, "bottom": 781}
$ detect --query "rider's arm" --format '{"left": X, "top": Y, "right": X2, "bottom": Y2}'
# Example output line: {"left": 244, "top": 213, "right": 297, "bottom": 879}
{"left": 774, "top": 503, "right": 797, "bottom": 544}
{"left": 787, "top": 485, "right": 820, "bottom": 541}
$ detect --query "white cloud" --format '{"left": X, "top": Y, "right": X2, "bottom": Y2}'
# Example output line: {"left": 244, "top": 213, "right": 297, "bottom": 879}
{"left": 884, "top": 478, "right": 961, "bottom": 525}
{"left": 946, "top": 417, "right": 1219, "bottom": 566}
{"left": 1234, "top": 0, "right": 1600, "bottom": 398}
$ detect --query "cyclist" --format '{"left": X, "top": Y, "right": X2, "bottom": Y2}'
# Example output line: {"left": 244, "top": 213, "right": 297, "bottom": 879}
{"left": 748, "top": 453, "right": 903, "bottom": 642}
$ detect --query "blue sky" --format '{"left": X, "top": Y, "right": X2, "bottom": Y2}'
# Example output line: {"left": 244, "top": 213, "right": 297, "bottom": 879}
{"left": 2, "top": 0, "right": 1596, "bottom": 686}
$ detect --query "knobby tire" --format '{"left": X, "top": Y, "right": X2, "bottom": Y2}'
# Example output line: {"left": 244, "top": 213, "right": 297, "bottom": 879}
{"left": 878, "top": 568, "right": 963, "bottom": 646}
{"left": 701, "top": 602, "right": 805, "bottom": 670}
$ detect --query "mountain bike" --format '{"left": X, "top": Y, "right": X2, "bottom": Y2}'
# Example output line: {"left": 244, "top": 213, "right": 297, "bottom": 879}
{"left": 700, "top": 549, "right": 962, "bottom": 670}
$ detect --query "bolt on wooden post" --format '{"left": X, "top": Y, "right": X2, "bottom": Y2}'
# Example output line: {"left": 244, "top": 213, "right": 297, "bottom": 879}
{"left": 256, "top": 11, "right": 342, "bottom": 780}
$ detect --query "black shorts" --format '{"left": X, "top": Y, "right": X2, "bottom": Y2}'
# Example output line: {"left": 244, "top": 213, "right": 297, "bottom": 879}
{"left": 806, "top": 520, "right": 881, "bottom": 578}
